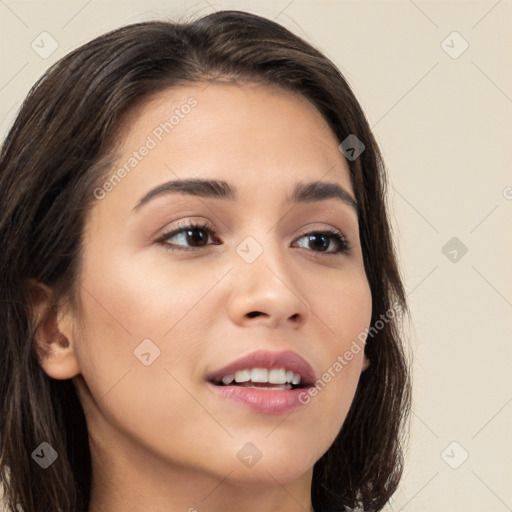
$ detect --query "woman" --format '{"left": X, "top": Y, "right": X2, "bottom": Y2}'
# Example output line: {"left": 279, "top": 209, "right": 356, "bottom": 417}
{"left": 0, "top": 10, "right": 410, "bottom": 512}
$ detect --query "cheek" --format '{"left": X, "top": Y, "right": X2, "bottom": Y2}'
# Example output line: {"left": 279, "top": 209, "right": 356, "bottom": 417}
{"left": 302, "top": 267, "right": 372, "bottom": 416}
{"left": 75, "top": 243, "right": 214, "bottom": 343}
{"left": 72, "top": 247, "right": 224, "bottom": 412}
{"left": 71, "top": 263, "right": 214, "bottom": 459}
{"left": 312, "top": 264, "right": 373, "bottom": 349}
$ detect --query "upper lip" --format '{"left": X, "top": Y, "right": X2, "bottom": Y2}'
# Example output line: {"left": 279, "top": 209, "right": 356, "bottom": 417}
{"left": 207, "top": 349, "right": 317, "bottom": 386}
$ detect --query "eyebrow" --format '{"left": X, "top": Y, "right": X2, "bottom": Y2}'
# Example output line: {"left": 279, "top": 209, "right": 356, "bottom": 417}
{"left": 132, "top": 178, "right": 358, "bottom": 214}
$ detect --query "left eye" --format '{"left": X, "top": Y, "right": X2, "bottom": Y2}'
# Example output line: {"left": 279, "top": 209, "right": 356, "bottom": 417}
{"left": 293, "top": 229, "right": 350, "bottom": 255}
{"left": 157, "top": 222, "right": 350, "bottom": 255}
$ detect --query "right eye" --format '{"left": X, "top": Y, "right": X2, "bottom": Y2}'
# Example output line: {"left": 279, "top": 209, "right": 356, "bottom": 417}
{"left": 156, "top": 221, "right": 220, "bottom": 251}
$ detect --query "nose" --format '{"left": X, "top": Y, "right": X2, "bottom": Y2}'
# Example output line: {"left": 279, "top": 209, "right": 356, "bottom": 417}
{"left": 226, "top": 243, "right": 310, "bottom": 329}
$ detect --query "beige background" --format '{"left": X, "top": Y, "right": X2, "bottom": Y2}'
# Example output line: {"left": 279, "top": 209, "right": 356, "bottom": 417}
{"left": 1, "top": 1, "right": 511, "bottom": 511}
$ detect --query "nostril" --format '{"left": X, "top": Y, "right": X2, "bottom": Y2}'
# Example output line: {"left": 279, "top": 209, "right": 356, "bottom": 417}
{"left": 247, "top": 311, "right": 264, "bottom": 318}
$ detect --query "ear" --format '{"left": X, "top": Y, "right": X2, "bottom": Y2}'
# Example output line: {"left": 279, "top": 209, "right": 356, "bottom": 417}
{"left": 27, "top": 280, "right": 81, "bottom": 380}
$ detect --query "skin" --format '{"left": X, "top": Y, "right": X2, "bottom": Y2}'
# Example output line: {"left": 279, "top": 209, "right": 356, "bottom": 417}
{"left": 33, "top": 82, "right": 372, "bottom": 512}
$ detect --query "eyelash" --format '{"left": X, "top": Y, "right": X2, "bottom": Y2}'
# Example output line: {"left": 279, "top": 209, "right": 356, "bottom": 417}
{"left": 156, "top": 221, "right": 351, "bottom": 256}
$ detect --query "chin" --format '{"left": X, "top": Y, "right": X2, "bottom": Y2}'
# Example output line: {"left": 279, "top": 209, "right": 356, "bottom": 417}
{"left": 207, "top": 441, "right": 319, "bottom": 486}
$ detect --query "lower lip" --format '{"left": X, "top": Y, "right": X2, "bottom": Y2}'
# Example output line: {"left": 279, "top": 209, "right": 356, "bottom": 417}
{"left": 207, "top": 382, "right": 311, "bottom": 414}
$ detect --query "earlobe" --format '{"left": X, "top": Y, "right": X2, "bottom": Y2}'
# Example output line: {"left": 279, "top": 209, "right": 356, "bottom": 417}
{"left": 362, "top": 354, "right": 370, "bottom": 371}
{"left": 36, "top": 331, "right": 81, "bottom": 380}
{"left": 28, "top": 280, "right": 81, "bottom": 380}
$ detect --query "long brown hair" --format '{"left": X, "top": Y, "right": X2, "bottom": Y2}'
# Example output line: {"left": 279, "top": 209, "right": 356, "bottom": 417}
{"left": 0, "top": 10, "right": 411, "bottom": 512}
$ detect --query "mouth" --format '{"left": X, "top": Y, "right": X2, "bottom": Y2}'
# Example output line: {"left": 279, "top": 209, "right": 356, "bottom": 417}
{"left": 210, "top": 368, "right": 309, "bottom": 391}
{"left": 210, "top": 368, "right": 308, "bottom": 391}
{"left": 206, "top": 350, "right": 316, "bottom": 414}
{"left": 206, "top": 349, "right": 316, "bottom": 389}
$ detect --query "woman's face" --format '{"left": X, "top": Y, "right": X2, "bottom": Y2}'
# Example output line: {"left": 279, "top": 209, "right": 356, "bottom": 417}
{"left": 58, "top": 83, "right": 372, "bottom": 486}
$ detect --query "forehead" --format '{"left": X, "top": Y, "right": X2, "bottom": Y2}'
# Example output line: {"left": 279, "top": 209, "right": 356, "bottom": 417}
{"left": 96, "top": 82, "right": 354, "bottom": 214}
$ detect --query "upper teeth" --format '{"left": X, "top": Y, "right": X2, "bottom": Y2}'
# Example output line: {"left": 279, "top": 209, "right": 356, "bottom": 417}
{"left": 221, "top": 368, "right": 302, "bottom": 386}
